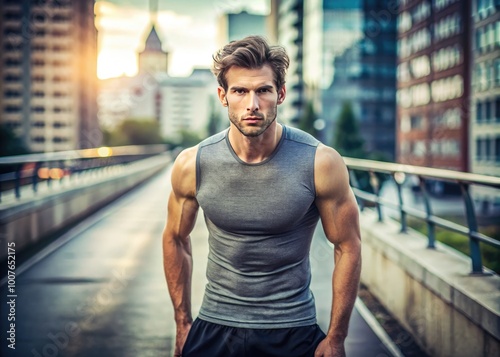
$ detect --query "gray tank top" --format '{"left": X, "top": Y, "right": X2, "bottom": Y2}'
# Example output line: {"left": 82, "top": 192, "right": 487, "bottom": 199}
{"left": 195, "top": 125, "right": 320, "bottom": 328}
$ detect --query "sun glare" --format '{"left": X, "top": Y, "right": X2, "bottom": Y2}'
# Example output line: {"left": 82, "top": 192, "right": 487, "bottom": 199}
{"left": 97, "top": 51, "right": 137, "bottom": 80}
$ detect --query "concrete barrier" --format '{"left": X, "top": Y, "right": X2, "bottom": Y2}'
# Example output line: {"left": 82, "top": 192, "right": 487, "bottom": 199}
{"left": 359, "top": 209, "right": 500, "bottom": 357}
{"left": 0, "top": 154, "right": 171, "bottom": 261}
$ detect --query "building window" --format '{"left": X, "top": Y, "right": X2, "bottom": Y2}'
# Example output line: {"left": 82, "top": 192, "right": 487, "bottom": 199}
{"left": 4, "top": 74, "right": 21, "bottom": 82}
{"left": 432, "top": 45, "right": 461, "bottom": 72}
{"left": 5, "top": 121, "right": 21, "bottom": 129}
{"left": 32, "top": 59, "right": 45, "bottom": 66}
{"left": 33, "top": 90, "right": 45, "bottom": 97}
{"left": 32, "top": 121, "right": 45, "bottom": 128}
{"left": 53, "top": 122, "right": 66, "bottom": 128}
{"left": 488, "top": 23, "right": 496, "bottom": 49}
{"left": 477, "top": 0, "right": 494, "bottom": 19}
{"left": 496, "top": 21, "right": 500, "bottom": 47}
{"left": 476, "top": 63, "right": 488, "bottom": 90}
{"left": 32, "top": 44, "right": 46, "bottom": 52}
{"left": 477, "top": 101, "right": 483, "bottom": 122}
{"left": 411, "top": 116, "right": 424, "bottom": 130}
{"left": 5, "top": 89, "right": 21, "bottom": 98}
{"left": 496, "top": 59, "right": 500, "bottom": 86}
{"left": 5, "top": 105, "right": 21, "bottom": 113}
{"left": 5, "top": 58, "right": 21, "bottom": 66}
{"left": 433, "top": 13, "right": 461, "bottom": 43}
{"left": 476, "top": 138, "right": 483, "bottom": 159}
{"left": 486, "top": 100, "right": 492, "bottom": 121}
{"left": 413, "top": 140, "right": 426, "bottom": 157}
{"left": 4, "top": 11, "right": 22, "bottom": 21}
{"left": 33, "top": 75, "right": 45, "bottom": 82}
{"left": 53, "top": 137, "right": 68, "bottom": 143}
{"left": 485, "top": 137, "right": 492, "bottom": 159}
{"left": 441, "top": 139, "right": 459, "bottom": 157}
{"left": 32, "top": 136, "right": 45, "bottom": 143}
{"left": 496, "top": 137, "right": 500, "bottom": 162}
{"left": 52, "top": 14, "right": 70, "bottom": 22}
{"left": 31, "top": 106, "right": 45, "bottom": 113}
{"left": 496, "top": 98, "right": 500, "bottom": 121}
{"left": 437, "top": 108, "right": 461, "bottom": 128}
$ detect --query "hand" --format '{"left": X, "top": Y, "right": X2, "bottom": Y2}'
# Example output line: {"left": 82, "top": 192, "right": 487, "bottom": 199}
{"left": 314, "top": 337, "right": 346, "bottom": 357}
{"left": 174, "top": 322, "right": 192, "bottom": 357}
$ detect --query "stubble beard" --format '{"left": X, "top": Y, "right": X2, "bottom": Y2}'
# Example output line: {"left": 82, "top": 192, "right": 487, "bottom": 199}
{"left": 228, "top": 105, "right": 278, "bottom": 137}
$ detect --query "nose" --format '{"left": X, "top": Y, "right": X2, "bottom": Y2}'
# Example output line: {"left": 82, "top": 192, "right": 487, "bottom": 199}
{"left": 246, "top": 91, "right": 259, "bottom": 112}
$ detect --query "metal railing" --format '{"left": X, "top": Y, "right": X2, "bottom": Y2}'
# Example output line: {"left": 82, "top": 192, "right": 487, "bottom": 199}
{"left": 344, "top": 157, "right": 500, "bottom": 275}
{"left": 0, "top": 145, "right": 168, "bottom": 202}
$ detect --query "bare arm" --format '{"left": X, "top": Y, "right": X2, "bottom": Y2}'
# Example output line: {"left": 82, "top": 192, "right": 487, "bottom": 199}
{"left": 162, "top": 147, "right": 199, "bottom": 355}
{"left": 314, "top": 145, "right": 362, "bottom": 357}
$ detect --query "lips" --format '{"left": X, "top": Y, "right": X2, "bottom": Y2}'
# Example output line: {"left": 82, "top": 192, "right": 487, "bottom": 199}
{"left": 243, "top": 115, "right": 263, "bottom": 122}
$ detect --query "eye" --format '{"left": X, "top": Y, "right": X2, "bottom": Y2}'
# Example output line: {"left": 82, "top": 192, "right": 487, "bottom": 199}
{"left": 258, "top": 88, "right": 271, "bottom": 93}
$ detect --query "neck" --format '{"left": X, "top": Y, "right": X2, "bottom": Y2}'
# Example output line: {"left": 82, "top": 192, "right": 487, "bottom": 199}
{"left": 228, "top": 122, "right": 283, "bottom": 164}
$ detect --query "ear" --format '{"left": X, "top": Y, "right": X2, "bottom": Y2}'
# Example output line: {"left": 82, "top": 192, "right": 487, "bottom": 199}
{"left": 217, "top": 87, "right": 227, "bottom": 107}
{"left": 277, "top": 85, "right": 286, "bottom": 105}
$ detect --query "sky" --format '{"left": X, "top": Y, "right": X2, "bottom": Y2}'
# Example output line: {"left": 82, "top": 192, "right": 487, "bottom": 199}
{"left": 95, "top": 0, "right": 269, "bottom": 79}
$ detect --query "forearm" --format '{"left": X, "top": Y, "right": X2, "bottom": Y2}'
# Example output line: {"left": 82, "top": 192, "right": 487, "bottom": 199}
{"left": 326, "top": 247, "right": 361, "bottom": 342}
{"left": 163, "top": 235, "right": 193, "bottom": 325}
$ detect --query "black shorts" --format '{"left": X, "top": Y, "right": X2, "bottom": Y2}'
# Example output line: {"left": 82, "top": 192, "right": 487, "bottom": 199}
{"left": 181, "top": 318, "right": 326, "bottom": 357}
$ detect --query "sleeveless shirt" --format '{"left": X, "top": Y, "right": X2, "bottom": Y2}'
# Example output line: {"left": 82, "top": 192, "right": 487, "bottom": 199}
{"left": 195, "top": 125, "right": 321, "bottom": 328}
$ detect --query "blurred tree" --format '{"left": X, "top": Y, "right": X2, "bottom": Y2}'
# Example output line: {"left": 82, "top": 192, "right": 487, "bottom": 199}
{"left": 0, "top": 124, "right": 29, "bottom": 157}
{"left": 103, "top": 119, "right": 164, "bottom": 146}
{"left": 176, "top": 130, "right": 204, "bottom": 148}
{"left": 207, "top": 97, "right": 223, "bottom": 136}
{"left": 298, "top": 100, "right": 319, "bottom": 138}
{"left": 333, "top": 101, "right": 365, "bottom": 158}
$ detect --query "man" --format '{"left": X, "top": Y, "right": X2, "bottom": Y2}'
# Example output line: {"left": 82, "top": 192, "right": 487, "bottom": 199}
{"left": 163, "top": 36, "right": 361, "bottom": 357}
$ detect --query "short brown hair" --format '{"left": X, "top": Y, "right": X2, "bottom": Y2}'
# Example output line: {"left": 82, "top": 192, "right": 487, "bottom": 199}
{"left": 212, "top": 36, "right": 290, "bottom": 92}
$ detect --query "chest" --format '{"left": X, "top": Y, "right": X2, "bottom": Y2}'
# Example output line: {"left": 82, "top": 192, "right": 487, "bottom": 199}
{"left": 196, "top": 159, "right": 316, "bottom": 235}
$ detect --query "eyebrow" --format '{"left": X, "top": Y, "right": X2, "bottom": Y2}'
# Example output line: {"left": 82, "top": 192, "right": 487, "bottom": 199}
{"left": 229, "top": 85, "right": 275, "bottom": 92}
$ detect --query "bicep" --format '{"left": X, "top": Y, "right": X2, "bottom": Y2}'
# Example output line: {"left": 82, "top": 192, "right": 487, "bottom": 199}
{"left": 163, "top": 147, "right": 199, "bottom": 243}
{"left": 165, "top": 191, "right": 199, "bottom": 242}
{"left": 314, "top": 145, "right": 361, "bottom": 247}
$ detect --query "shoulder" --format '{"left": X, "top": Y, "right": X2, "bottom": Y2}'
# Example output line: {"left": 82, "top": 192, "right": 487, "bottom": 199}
{"left": 198, "top": 129, "right": 227, "bottom": 149}
{"left": 315, "top": 144, "right": 345, "bottom": 173}
{"left": 314, "top": 144, "right": 350, "bottom": 197}
{"left": 171, "top": 145, "right": 198, "bottom": 198}
{"left": 284, "top": 125, "right": 320, "bottom": 147}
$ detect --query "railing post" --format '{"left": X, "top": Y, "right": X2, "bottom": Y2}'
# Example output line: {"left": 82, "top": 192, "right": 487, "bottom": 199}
{"left": 419, "top": 176, "right": 436, "bottom": 249}
{"left": 33, "top": 162, "right": 41, "bottom": 194}
{"left": 349, "top": 170, "right": 365, "bottom": 211}
{"left": 459, "top": 182, "right": 483, "bottom": 274}
{"left": 15, "top": 165, "right": 21, "bottom": 199}
{"left": 369, "top": 171, "right": 383, "bottom": 222}
{"left": 394, "top": 172, "right": 407, "bottom": 233}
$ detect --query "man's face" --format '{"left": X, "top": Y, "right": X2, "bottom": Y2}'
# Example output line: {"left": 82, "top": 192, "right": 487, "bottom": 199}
{"left": 219, "top": 65, "right": 286, "bottom": 137}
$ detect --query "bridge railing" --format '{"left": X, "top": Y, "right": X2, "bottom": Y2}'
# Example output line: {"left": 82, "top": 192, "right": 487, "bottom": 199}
{"left": 344, "top": 157, "right": 500, "bottom": 275}
{"left": 0, "top": 144, "right": 168, "bottom": 202}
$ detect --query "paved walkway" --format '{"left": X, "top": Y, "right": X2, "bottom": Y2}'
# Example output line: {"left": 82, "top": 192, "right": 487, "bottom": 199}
{"left": 1, "top": 168, "right": 399, "bottom": 357}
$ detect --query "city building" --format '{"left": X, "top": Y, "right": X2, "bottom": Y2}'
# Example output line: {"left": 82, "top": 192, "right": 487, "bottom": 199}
{"left": 396, "top": 0, "right": 471, "bottom": 171}
{"left": 217, "top": 10, "right": 275, "bottom": 48}
{"left": 470, "top": 0, "right": 500, "bottom": 212}
{"left": 275, "top": 0, "right": 305, "bottom": 125}
{"left": 138, "top": 24, "right": 169, "bottom": 75}
{"left": 97, "top": 73, "right": 162, "bottom": 128}
{"left": 159, "top": 68, "right": 222, "bottom": 142}
{"left": 0, "top": 0, "right": 99, "bottom": 152}
{"left": 321, "top": 0, "right": 397, "bottom": 157}
{"left": 302, "top": 0, "right": 397, "bottom": 159}
{"left": 98, "top": 12, "right": 167, "bottom": 129}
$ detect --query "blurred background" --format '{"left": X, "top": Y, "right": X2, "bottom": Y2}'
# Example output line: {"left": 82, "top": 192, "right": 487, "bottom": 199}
{"left": 1, "top": 0, "right": 498, "bottom": 189}
{"left": 0, "top": 1, "right": 499, "bottom": 356}
{"left": 1, "top": 0, "right": 498, "bottom": 262}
